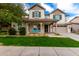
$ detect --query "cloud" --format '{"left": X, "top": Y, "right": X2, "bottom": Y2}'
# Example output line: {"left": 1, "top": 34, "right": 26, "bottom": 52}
{"left": 57, "top": 3, "right": 79, "bottom": 20}
{"left": 21, "top": 0, "right": 60, "bottom": 3}
{"left": 40, "top": 3, "right": 54, "bottom": 12}
{"left": 23, "top": 3, "right": 29, "bottom": 14}
{"left": 25, "top": 0, "right": 79, "bottom": 3}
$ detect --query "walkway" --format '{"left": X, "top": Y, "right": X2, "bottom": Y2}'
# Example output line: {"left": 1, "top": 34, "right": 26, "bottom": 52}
{"left": 0, "top": 46, "right": 79, "bottom": 56}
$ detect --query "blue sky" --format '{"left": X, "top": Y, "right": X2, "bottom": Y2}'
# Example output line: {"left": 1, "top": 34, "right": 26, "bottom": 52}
{"left": 24, "top": 3, "right": 79, "bottom": 20}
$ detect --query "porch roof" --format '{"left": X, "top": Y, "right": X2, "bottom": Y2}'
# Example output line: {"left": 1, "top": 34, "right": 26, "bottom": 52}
{"left": 23, "top": 19, "right": 57, "bottom": 22}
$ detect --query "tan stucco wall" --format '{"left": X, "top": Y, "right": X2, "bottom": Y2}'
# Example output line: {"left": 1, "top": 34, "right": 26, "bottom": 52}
{"left": 57, "top": 13, "right": 66, "bottom": 25}
{"left": 45, "top": 15, "right": 50, "bottom": 19}
{"left": 50, "top": 13, "right": 65, "bottom": 19}
{"left": 29, "top": 10, "right": 45, "bottom": 19}
{"left": 53, "top": 27, "right": 67, "bottom": 33}
{"left": 71, "top": 24, "right": 79, "bottom": 32}
{"left": 49, "top": 10, "right": 66, "bottom": 25}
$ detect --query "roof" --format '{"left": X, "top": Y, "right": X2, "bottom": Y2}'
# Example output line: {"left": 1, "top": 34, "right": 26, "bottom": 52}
{"left": 69, "top": 16, "right": 79, "bottom": 24}
{"left": 28, "top": 4, "right": 45, "bottom": 10}
{"left": 50, "top": 8, "right": 65, "bottom": 14}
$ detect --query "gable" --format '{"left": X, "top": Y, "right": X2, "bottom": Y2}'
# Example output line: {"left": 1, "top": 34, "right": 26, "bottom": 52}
{"left": 32, "top": 6, "right": 44, "bottom": 10}
{"left": 28, "top": 4, "right": 45, "bottom": 10}
{"left": 51, "top": 9, "right": 65, "bottom": 15}
{"left": 53, "top": 10, "right": 63, "bottom": 15}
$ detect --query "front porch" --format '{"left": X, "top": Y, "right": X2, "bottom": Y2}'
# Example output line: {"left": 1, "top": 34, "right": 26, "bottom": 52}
{"left": 26, "top": 22, "right": 54, "bottom": 35}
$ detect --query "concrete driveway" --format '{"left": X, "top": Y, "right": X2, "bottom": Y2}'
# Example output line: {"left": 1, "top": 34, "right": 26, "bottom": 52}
{"left": 56, "top": 31, "right": 79, "bottom": 41}
{"left": 0, "top": 46, "right": 79, "bottom": 56}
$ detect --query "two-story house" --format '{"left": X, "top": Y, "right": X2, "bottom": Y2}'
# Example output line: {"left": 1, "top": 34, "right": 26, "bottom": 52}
{"left": 12, "top": 4, "right": 67, "bottom": 35}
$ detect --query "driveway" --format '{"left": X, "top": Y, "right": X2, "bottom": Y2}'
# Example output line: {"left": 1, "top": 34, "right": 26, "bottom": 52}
{"left": 56, "top": 32, "right": 79, "bottom": 41}
{"left": 0, "top": 46, "right": 79, "bottom": 56}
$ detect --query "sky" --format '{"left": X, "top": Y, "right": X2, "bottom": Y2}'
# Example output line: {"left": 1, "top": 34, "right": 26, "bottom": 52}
{"left": 24, "top": 3, "right": 79, "bottom": 20}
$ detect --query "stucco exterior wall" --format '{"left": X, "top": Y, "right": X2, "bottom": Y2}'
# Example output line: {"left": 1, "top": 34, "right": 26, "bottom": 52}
{"left": 71, "top": 24, "right": 79, "bottom": 32}
{"left": 45, "top": 15, "right": 50, "bottom": 19}
{"left": 67, "top": 25, "right": 71, "bottom": 33}
{"left": 50, "top": 13, "right": 66, "bottom": 24}
{"left": 53, "top": 27, "right": 67, "bottom": 33}
{"left": 67, "top": 24, "right": 79, "bottom": 33}
{"left": 57, "top": 14, "right": 66, "bottom": 24}
{"left": 29, "top": 10, "right": 45, "bottom": 19}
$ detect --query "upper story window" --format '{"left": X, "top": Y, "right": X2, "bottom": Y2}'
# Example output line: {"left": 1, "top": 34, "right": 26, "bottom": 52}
{"left": 53, "top": 14, "right": 62, "bottom": 21}
{"left": 32, "top": 11, "right": 41, "bottom": 18}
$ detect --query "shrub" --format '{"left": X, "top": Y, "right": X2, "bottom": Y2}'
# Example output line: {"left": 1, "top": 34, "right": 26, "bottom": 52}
{"left": 0, "top": 31, "right": 7, "bottom": 35}
{"left": 8, "top": 28, "right": 16, "bottom": 35}
{"left": 0, "top": 28, "right": 8, "bottom": 35}
{"left": 19, "top": 27, "right": 26, "bottom": 35}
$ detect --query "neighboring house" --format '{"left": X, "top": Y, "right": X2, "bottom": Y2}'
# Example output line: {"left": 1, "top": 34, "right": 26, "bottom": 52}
{"left": 12, "top": 4, "right": 67, "bottom": 34}
{"left": 67, "top": 16, "right": 79, "bottom": 33}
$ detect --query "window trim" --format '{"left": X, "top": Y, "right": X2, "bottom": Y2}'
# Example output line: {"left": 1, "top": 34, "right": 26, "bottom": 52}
{"left": 53, "top": 14, "right": 62, "bottom": 21}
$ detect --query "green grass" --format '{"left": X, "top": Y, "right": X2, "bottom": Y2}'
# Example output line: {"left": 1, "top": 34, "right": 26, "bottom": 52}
{"left": 0, "top": 36, "right": 79, "bottom": 47}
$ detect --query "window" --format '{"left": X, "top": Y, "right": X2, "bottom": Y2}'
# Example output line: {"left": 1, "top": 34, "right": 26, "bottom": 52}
{"left": 53, "top": 15, "right": 62, "bottom": 21}
{"left": 32, "top": 27, "right": 40, "bottom": 33}
{"left": 32, "top": 25, "right": 40, "bottom": 33}
{"left": 32, "top": 11, "right": 41, "bottom": 18}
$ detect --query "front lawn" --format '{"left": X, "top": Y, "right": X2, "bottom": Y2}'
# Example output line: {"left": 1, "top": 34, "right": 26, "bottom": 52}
{"left": 0, "top": 37, "right": 79, "bottom": 47}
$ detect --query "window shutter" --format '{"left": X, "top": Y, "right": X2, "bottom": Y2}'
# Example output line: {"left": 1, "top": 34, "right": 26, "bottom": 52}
{"left": 53, "top": 15, "right": 55, "bottom": 20}
{"left": 39, "top": 12, "right": 41, "bottom": 17}
{"left": 60, "top": 15, "right": 62, "bottom": 20}
{"left": 32, "top": 12, "right": 34, "bottom": 17}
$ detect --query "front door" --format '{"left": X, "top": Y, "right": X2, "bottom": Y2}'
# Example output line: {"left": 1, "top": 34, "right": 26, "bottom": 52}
{"left": 44, "top": 25, "right": 48, "bottom": 33}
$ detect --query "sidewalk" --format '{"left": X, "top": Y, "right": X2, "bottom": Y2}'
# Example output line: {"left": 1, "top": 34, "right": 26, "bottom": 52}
{"left": 0, "top": 46, "right": 79, "bottom": 56}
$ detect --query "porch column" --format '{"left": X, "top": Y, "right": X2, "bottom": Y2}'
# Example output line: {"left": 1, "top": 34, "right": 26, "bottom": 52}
{"left": 67, "top": 25, "right": 71, "bottom": 33}
{"left": 48, "top": 25, "right": 50, "bottom": 33}
{"left": 50, "top": 24, "right": 53, "bottom": 33}
{"left": 40, "top": 23, "right": 44, "bottom": 34}
{"left": 54, "top": 22, "right": 57, "bottom": 33}
{"left": 26, "top": 23, "right": 29, "bottom": 34}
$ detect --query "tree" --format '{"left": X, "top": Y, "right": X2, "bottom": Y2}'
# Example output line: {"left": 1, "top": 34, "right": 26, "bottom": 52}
{"left": 0, "top": 3, "right": 27, "bottom": 24}
{"left": 0, "top": 3, "right": 27, "bottom": 30}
